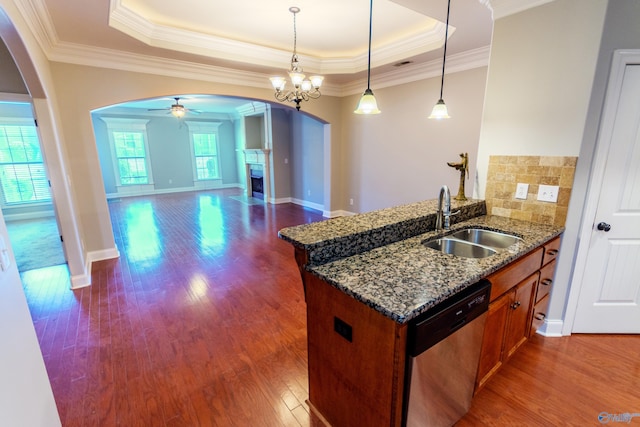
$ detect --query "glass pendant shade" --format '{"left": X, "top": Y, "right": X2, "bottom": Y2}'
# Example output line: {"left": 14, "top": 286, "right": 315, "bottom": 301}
{"left": 270, "top": 77, "right": 286, "bottom": 91}
{"left": 289, "top": 71, "right": 305, "bottom": 87}
{"left": 428, "top": 99, "right": 450, "bottom": 119}
{"left": 310, "top": 75, "right": 324, "bottom": 88}
{"left": 354, "top": 88, "right": 381, "bottom": 114}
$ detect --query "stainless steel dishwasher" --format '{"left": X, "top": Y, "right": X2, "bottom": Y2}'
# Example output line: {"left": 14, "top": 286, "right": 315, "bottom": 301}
{"left": 403, "top": 280, "right": 490, "bottom": 427}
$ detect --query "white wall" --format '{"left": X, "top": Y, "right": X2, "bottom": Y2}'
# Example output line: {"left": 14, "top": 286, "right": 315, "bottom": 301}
{"left": 342, "top": 66, "right": 488, "bottom": 213}
{"left": 474, "top": 0, "right": 609, "bottom": 334}
{"left": 475, "top": 0, "right": 607, "bottom": 199}
{"left": 0, "top": 208, "right": 61, "bottom": 426}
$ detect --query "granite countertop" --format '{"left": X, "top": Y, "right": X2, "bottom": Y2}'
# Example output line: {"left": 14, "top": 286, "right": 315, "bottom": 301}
{"left": 307, "top": 215, "right": 563, "bottom": 324}
{"left": 279, "top": 199, "right": 487, "bottom": 266}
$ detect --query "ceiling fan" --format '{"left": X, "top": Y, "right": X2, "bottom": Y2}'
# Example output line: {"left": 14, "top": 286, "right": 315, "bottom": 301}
{"left": 148, "top": 97, "right": 201, "bottom": 118}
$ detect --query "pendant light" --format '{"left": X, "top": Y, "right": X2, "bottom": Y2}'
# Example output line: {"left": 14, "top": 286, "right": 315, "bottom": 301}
{"left": 354, "top": 0, "right": 381, "bottom": 114}
{"left": 429, "top": 0, "right": 451, "bottom": 119}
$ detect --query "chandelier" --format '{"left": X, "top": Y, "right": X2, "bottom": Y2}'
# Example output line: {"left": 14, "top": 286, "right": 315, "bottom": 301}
{"left": 270, "top": 7, "right": 324, "bottom": 111}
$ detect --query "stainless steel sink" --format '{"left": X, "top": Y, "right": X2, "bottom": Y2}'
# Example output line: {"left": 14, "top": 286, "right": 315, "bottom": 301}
{"left": 450, "top": 228, "right": 521, "bottom": 249}
{"left": 422, "top": 238, "right": 497, "bottom": 259}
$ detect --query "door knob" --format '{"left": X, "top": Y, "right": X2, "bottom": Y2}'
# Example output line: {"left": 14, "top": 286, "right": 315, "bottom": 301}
{"left": 597, "top": 222, "right": 611, "bottom": 232}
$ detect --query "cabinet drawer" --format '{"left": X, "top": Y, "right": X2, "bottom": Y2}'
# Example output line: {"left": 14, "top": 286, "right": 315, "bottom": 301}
{"left": 536, "top": 260, "right": 556, "bottom": 303}
{"left": 531, "top": 295, "right": 550, "bottom": 336}
{"left": 542, "top": 236, "right": 561, "bottom": 266}
{"left": 488, "top": 247, "right": 543, "bottom": 301}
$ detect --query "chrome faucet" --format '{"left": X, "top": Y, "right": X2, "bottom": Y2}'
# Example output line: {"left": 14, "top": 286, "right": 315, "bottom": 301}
{"left": 436, "top": 185, "right": 459, "bottom": 231}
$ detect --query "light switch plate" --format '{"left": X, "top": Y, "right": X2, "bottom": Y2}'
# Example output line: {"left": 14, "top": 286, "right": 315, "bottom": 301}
{"left": 515, "top": 183, "right": 529, "bottom": 200}
{"left": 537, "top": 185, "right": 559, "bottom": 203}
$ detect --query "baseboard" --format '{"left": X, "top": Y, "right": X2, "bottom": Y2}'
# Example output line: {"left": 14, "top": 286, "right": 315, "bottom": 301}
{"left": 106, "top": 184, "right": 242, "bottom": 200}
{"left": 536, "top": 319, "right": 565, "bottom": 337}
{"left": 3, "top": 210, "right": 56, "bottom": 222}
{"left": 70, "top": 272, "right": 91, "bottom": 289}
{"left": 290, "top": 198, "right": 324, "bottom": 213}
{"left": 325, "top": 209, "right": 356, "bottom": 218}
{"left": 71, "top": 247, "right": 120, "bottom": 290}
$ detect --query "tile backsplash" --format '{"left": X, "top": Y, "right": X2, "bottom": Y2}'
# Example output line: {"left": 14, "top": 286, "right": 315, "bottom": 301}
{"left": 485, "top": 156, "right": 577, "bottom": 226}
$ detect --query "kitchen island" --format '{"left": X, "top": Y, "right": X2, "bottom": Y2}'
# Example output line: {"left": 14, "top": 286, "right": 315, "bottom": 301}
{"left": 278, "top": 199, "right": 563, "bottom": 426}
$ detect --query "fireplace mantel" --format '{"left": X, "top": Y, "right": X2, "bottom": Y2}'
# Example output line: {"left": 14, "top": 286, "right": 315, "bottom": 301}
{"left": 243, "top": 149, "right": 272, "bottom": 202}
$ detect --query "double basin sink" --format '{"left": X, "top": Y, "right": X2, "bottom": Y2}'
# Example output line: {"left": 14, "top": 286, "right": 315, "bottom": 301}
{"left": 423, "top": 228, "right": 521, "bottom": 259}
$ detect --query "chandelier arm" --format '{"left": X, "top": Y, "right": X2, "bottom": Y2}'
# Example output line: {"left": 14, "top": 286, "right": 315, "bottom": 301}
{"left": 274, "top": 92, "right": 289, "bottom": 102}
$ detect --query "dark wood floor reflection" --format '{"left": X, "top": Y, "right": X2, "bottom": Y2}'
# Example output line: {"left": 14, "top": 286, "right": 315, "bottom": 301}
{"left": 22, "top": 189, "right": 640, "bottom": 426}
{"left": 23, "top": 189, "right": 327, "bottom": 426}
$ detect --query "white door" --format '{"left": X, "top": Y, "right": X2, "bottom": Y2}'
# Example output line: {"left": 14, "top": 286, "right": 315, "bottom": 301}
{"left": 572, "top": 58, "right": 640, "bottom": 333}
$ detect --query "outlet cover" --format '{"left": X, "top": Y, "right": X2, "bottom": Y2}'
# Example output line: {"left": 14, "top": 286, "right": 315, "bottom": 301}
{"left": 537, "top": 185, "right": 559, "bottom": 203}
{"left": 515, "top": 183, "right": 529, "bottom": 200}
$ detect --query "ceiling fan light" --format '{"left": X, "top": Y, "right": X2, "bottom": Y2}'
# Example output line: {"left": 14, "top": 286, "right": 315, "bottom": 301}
{"left": 171, "top": 106, "right": 186, "bottom": 118}
{"left": 428, "top": 99, "right": 450, "bottom": 119}
{"left": 354, "top": 88, "right": 381, "bottom": 115}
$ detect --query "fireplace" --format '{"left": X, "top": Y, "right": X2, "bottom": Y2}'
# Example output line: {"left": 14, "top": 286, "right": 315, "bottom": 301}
{"left": 243, "top": 148, "right": 271, "bottom": 202}
{"left": 250, "top": 166, "right": 264, "bottom": 199}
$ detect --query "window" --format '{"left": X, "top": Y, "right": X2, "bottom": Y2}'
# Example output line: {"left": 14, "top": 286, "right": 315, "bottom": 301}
{"left": 186, "top": 121, "right": 222, "bottom": 181}
{"left": 0, "top": 118, "right": 51, "bottom": 205}
{"left": 193, "top": 133, "right": 219, "bottom": 180}
{"left": 113, "top": 131, "right": 149, "bottom": 184}
{"left": 101, "top": 118, "right": 153, "bottom": 188}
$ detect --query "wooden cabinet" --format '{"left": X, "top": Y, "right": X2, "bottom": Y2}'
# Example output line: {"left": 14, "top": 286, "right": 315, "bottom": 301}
{"left": 503, "top": 274, "right": 537, "bottom": 359}
{"left": 305, "top": 273, "right": 407, "bottom": 427}
{"left": 530, "top": 236, "right": 560, "bottom": 336}
{"left": 476, "top": 271, "right": 537, "bottom": 390}
{"left": 475, "top": 235, "right": 562, "bottom": 392}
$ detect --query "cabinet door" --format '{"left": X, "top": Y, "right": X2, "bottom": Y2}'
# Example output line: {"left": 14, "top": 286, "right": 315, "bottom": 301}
{"left": 475, "top": 293, "right": 510, "bottom": 391}
{"left": 503, "top": 273, "right": 537, "bottom": 360}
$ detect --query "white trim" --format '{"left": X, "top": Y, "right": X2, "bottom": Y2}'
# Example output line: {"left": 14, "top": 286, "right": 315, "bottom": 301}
{"left": 105, "top": 183, "right": 243, "bottom": 200}
{"left": 289, "top": 197, "right": 324, "bottom": 213}
{"left": 101, "top": 117, "right": 154, "bottom": 188}
{"left": 535, "top": 319, "right": 565, "bottom": 337}
{"left": 70, "top": 247, "right": 120, "bottom": 289}
{"left": 16, "top": 0, "right": 491, "bottom": 99}
{"left": 563, "top": 50, "right": 640, "bottom": 335}
{"left": 3, "top": 210, "right": 55, "bottom": 222}
{"left": 325, "top": 210, "right": 356, "bottom": 218}
{"left": 108, "top": 0, "right": 449, "bottom": 75}
{"left": 488, "top": 0, "right": 554, "bottom": 20}
{"left": 184, "top": 121, "right": 222, "bottom": 182}
{"left": 70, "top": 272, "right": 91, "bottom": 289}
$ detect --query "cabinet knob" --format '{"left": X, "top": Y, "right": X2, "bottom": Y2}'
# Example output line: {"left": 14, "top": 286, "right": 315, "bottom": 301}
{"left": 511, "top": 301, "right": 521, "bottom": 310}
{"left": 546, "top": 249, "right": 558, "bottom": 256}
{"left": 534, "top": 313, "right": 546, "bottom": 321}
{"left": 541, "top": 279, "right": 553, "bottom": 286}
{"left": 597, "top": 222, "right": 611, "bottom": 232}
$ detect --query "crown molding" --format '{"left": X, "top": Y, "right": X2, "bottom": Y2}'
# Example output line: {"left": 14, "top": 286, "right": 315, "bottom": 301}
{"left": 108, "top": 0, "right": 448, "bottom": 75}
{"left": 341, "top": 45, "right": 490, "bottom": 96}
{"left": 488, "top": 0, "right": 554, "bottom": 20}
{"left": 14, "top": 0, "right": 58, "bottom": 52}
{"left": 14, "top": 0, "right": 489, "bottom": 98}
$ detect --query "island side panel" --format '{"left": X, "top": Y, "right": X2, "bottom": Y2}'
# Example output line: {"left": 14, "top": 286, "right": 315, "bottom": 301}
{"left": 305, "top": 273, "right": 407, "bottom": 427}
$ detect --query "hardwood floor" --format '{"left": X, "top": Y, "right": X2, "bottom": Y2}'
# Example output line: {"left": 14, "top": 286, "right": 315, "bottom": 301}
{"left": 21, "top": 189, "right": 640, "bottom": 426}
